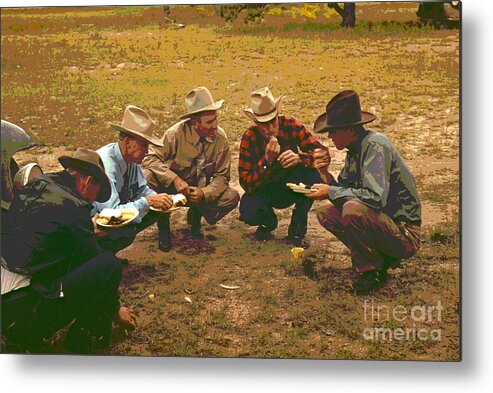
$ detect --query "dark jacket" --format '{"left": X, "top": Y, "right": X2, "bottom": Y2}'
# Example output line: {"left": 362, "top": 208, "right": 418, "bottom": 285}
{"left": 1, "top": 171, "right": 101, "bottom": 299}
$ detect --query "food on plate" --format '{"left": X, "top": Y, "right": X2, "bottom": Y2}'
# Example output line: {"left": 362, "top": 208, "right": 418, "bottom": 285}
{"left": 172, "top": 193, "right": 187, "bottom": 208}
{"left": 98, "top": 208, "right": 135, "bottom": 225}
{"left": 286, "top": 182, "right": 312, "bottom": 190}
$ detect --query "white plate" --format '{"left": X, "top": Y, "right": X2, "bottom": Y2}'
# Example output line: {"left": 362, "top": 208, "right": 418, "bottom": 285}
{"left": 287, "top": 183, "right": 315, "bottom": 194}
{"left": 149, "top": 206, "right": 182, "bottom": 213}
{"left": 290, "top": 187, "right": 315, "bottom": 194}
{"left": 96, "top": 208, "right": 139, "bottom": 228}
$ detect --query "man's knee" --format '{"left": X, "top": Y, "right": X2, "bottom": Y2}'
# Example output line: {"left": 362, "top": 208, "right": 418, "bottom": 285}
{"left": 316, "top": 203, "right": 340, "bottom": 229}
{"left": 341, "top": 200, "right": 368, "bottom": 227}
{"left": 239, "top": 193, "right": 266, "bottom": 225}
{"left": 98, "top": 226, "right": 138, "bottom": 253}
{"left": 92, "top": 252, "right": 123, "bottom": 285}
{"left": 221, "top": 187, "right": 240, "bottom": 211}
{"left": 239, "top": 198, "right": 257, "bottom": 225}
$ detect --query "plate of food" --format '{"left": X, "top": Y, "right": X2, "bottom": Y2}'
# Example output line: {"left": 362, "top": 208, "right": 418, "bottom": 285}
{"left": 96, "top": 208, "right": 139, "bottom": 228}
{"left": 286, "top": 182, "right": 316, "bottom": 194}
{"left": 150, "top": 193, "right": 187, "bottom": 213}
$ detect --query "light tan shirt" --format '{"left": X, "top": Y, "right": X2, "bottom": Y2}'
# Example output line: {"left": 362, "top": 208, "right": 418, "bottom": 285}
{"left": 142, "top": 120, "right": 232, "bottom": 203}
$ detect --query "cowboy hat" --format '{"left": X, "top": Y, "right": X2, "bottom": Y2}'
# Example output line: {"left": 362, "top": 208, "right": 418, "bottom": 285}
{"left": 109, "top": 105, "right": 163, "bottom": 146}
{"left": 243, "top": 87, "right": 285, "bottom": 123}
{"left": 59, "top": 148, "right": 112, "bottom": 203}
{"left": 179, "top": 86, "right": 224, "bottom": 120}
{"left": 313, "top": 90, "right": 376, "bottom": 133}
{"left": 13, "top": 162, "right": 43, "bottom": 193}
{"left": 1, "top": 120, "right": 35, "bottom": 210}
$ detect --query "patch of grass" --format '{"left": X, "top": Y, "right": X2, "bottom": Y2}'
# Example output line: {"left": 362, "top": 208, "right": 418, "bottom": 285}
{"left": 429, "top": 223, "right": 459, "bottom": 245}
{"left": 335, "top": 347, "right": 357, "bottom": 359}
{"left": 256, "top": 304, "right": 277, "bottom": 324}
{"left": 4, "top": 4, "right": 460, "bottom": 361}
{"left": 208, "top": 305, "right": 233, "bottom": 331}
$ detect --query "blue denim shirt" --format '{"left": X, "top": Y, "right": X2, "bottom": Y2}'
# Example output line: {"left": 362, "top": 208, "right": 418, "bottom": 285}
{"left": 92, "top": 143, "right": 155, "bottom": 223}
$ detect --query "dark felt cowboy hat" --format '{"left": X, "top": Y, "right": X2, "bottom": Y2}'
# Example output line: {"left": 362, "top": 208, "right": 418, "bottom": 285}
{"left": 109, "top": 105, "right": 163, "bottom": 146}
{"left": 59, "top": 148, "right": 111, "bottom": 202}
{"left": 313, "top": 90, "right": 376, "bottom": 133}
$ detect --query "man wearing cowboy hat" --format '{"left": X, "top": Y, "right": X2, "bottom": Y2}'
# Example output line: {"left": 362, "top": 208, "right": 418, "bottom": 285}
{"left": 1, "top": 120, "right": 41, "bottom": 212}
{"left": 307, "top": 90, "right": 421, "bottom": 295}
{"left": 1, "top": 148, "right": 136, "bottom": 353}
{"left": 92, "top": 105, "right": 173, "bottom": 253}
{"left": 142, "top": 86, "right": 239, "bottom": 251}
{"left": 238, "top": 87, "right": 329, "bottom": 246}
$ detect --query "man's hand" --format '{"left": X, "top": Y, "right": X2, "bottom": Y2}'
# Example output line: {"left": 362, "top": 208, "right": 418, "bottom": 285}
{"left": 188, "top": 186, "right": 204, "bottom": 204}
{"left": 305, "top": 183, "right": 330, "bottom": 200}
{"left": 264, "top": 136, "right": 281, "bottom": 164}
{"left": 117, "top": 307, "right": 137, "bottom": 327}
{"left": 278, "top": 150, "right": 302, "bottom": 169}
{"left": 313, "top": 147, "right": 331, "bottom": 169}
{"left": 146, "top": 193, "right": 173, "bottom": 211}
{"left": 312, "top": 147, "right": 332, "bottom": 183}
{"left": 173, "top": 176, "right": 190, "bottom": 196}
{"left": 91, "top": 213, "right": 107, "bottom": 237}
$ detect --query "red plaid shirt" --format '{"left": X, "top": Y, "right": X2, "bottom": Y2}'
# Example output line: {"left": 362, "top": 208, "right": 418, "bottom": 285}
{"left": 239, "top": 115, "right": 324, "bottom": 194}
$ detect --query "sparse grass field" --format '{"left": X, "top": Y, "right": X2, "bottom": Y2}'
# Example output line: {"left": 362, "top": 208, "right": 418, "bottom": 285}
{"left": 1, "top": 3, "right": 460, "bottom": 360}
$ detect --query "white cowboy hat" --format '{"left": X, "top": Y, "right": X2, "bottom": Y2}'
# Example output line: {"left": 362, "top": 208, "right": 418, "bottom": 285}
{"left": 109, "top": 105, "right": 163, "bottom": 146}
{"left": 179, "top": 86, "right": 224, "bottom": 119}
{"left": 243, "top": 87, "right": 285, "bottom": 123}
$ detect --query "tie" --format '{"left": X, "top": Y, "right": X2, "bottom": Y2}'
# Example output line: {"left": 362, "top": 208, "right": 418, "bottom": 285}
{"left": 119, "top": 166, "right": 131, "bottom": 204}
{"left": 196, "top": 137, "right": 207, "bottom": 188}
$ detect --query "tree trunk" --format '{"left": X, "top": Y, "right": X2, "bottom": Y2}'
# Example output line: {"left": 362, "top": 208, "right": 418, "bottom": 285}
{"left": 417, "top": 2, "right": 447, "bottom": 26}
{"left": 328, "top": 3, "right": 356, "bottom": 28}
{"left": 342, "top": 3, "right": 356, "bottom": 28}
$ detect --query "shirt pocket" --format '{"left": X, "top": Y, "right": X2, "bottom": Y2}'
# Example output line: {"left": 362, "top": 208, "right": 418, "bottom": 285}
{"left": 173, "top": 143, "right": 200, "bottom": 170}
{"left": 203, "top": 160, "right": 216, "bottom": 176}
{"left": 171, "top": 156, "right": 193, "bottom": 170}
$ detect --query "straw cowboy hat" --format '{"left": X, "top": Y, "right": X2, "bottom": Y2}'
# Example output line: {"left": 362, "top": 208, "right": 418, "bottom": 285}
{"left": 179, "top": 86, "right": 224, "bottom": 120}
{"left": 313, "top": 90, "right": 376, "bottom": 133}
{"left": 243, "top": 87, "right": 285, "bottom": 123}
{"left": 59, "top": 148, "right": 112, "bottom": 203}
{"left": 109, "top": 105, "right": 163, "bottom": 146}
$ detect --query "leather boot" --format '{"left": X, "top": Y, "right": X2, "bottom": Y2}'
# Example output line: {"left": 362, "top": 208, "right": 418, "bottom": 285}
{"left": 187, "top": 207, "right": 203, "bottom": 239}
{"left": 287, "top": 209, "right": 309, "bottom": 248}
{"left": 158, "top": 214, "right": 172, "bottom": 252}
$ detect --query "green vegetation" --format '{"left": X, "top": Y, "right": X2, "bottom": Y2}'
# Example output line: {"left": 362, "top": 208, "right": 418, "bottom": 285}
{"left": 1, "top": 4, "right": 459, "bottom": 360}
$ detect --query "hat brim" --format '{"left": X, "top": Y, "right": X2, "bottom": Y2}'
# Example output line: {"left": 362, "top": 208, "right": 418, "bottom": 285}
{"left": 243, "top": 95, "right": 285, "bottom": 123}
{"left": 109, "top": 123, "right": 164, "bottom": 147}
{"left": 313, "top": 111, "right": 376, "bottom": 133}
{"left": 58, "top": 156, "right": 112, "bottom": 203}
{"left": 179, "top": 99, "right": 224, "bottom": 120}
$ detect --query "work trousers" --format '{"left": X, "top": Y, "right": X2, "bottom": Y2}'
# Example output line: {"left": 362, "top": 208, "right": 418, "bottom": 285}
{"left": 146, "top": 173, "right": 239, "bottom": 225}
{"left": 239, "top": 167, "right": 322, "bottom": 237}
{"left": 1, "top": 252, "right": 122, "bottom": 353}
{"left": 316, "top": 200, "right": 421, "bottom": 272}
{"left": 97, "top": 210, "right": 167, "bottom": 253}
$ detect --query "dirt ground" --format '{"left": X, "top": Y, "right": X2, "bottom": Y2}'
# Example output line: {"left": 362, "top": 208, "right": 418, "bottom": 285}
{"left": 1, "top": 4, "right": 460, "bottom": 360}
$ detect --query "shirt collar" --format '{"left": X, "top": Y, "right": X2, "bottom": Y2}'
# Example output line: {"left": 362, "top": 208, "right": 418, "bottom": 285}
{"left": 348, "top": 129, "right": 368, "bottom": 153}
{"left": 113, "top": 142, "right": 129, "bottom": 174}
{"left": 185, "top": 121, "right": 213, "bottom": 146}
